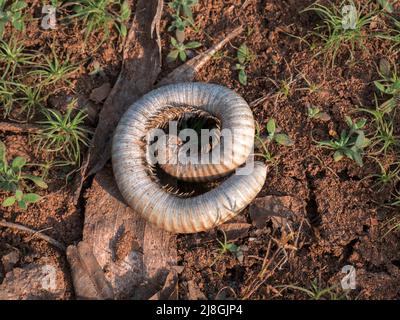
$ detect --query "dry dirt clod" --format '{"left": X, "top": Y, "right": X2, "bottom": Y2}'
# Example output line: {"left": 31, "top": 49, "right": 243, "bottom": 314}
{"left": 187, "top": 280, "right": 207, "bottom": 300}
{"left": 1, "top": 250, "right": 20, "bottom": 273}
{"left": 0, "top": 259, "right": 67, "bottom": 300}
{"left": 249, "top": 195, "right": 305, "bottom": 230}
{"left": 89, "top": 83, "right": 111, "bottom": 103}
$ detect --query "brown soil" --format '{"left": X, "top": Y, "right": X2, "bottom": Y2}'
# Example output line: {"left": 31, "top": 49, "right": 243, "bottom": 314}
{"left": 1, "top": 0, "right": 400, "bottom": 300}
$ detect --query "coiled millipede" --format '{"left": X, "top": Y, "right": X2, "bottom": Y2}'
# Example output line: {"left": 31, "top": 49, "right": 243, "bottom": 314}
{"left": 112, "top": 82, "right": 267, "bottom": 233}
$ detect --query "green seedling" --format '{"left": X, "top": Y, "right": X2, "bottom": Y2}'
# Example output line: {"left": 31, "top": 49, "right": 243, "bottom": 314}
{"left": 16, "top": 84, "right": 44, "bottom": 121}
{"left": 374, "top": 59, "right": 400, "bottom": 97}
{"left": 70, "top": 0, "right": 131, "bottom": 42}
{"left": 168, "top": 14, "right": 191, "bottom": 42}
{"left": 29, "top": 48, "right": 78, "bottom": 86}
{"left": 368, "top": 158, "right": 400, "bottom": 190}
{"left": 34, "top": 104, "right": 92, "bottom": 166}
{"left": 0, "top": 40, "right": 34, "bottom": 79}
{"left": 0, "top": 80, "right": 16, "bottom": 118}
{"left": 317, "top": 116, "right": 369, "bottom": 166}
{"left": 234, "top": 44, "right": 254, "bottom": 85}
{"left": 372, "top": 117, "right": 397, "bottom": 154}
{"left": 0, "top": 0, "right": 27, "bottom": 37}
{"left": 298, "top": 74, "right": 323, "bottom": 94}
{"left": 269, "top": 74, "right": 297, "bottom": 102}
{"left": 307, "top": 106, "right": 331, "bottom": 121}
{"left": 302, "top": 1, "right": 376, "bottom": 66}
{"left": 265, "top": 118, "right": 294, "bottom": 146}
{"left": 211, "top": 230, "right": 242, "bottom": 266}
{"left": 0, "top": 141, "right": 47, "bottom": 210}
{"left": 167, "top": 37, "right": 201, "bottom": 62}
{"left": 254, "top": 122, "right": 276, "bottom": 164}
{"left": 169, "top": 0, "right": 198, "bottom": 23}
{"left": 278, "top": 280, "right": 349, "bottom": 300}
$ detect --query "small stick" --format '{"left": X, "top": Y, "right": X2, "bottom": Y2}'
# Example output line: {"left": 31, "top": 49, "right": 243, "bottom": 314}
{"left": 0, "top": 122, "right": 41, "bottom": 134}
{"left": 0, "top": 219, "right": 66, "bottom": 251}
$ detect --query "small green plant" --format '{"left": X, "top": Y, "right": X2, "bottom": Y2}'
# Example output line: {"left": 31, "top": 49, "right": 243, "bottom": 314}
{"left": 307, "top": 105, "right": 331, "bottom": 121}
{"left": 70, "top": 0, "right": 131, "bottom": 42}
{"left": 279, "top": 280, "right": 349, "bottom": 300}
{"left": 34, "top": 104, "right": 92, "bottom": 165}
{"left": 0, "top": 141, "right": 47, "bottom": 210}
{"left": 167, "top": 37, "right": 201, "bottom": 62}
{"left": 168, "top": 0, "right": 198, "bottom": 23}
{"left": 210, "top": 230, "right": 242, "bottom": 266}
{"left": 0, "top": 80, "right": 16, "bottom": 118}
{"left": 17, "top": 84, "right": 44, "bottom": 121}
{"left": 374, "top": 60, "right": 400, "bottom": 97}
{"left": 372, "top": 117, "right": 397, "bottom": 154}
{"left": 317, "top": 116, "right": 369, "bottom": 166}
{"left": 368, "top": 158, "right": 400, "bottom": 190}
{"left": 269, "top": 75, "right": 297, "bottom": 102}
{"left": 254, "top": 122, "right": 275, "bottom": 164}
{"left": 29, "top": 48, "right": 78, "bottom": 86}
{"left": 0, "top": 0, "right": 27, "bottom": 37}
{"left": 0, "top": 40, "right": 34, "bottom": 78}
{"left": 302, "top": 1, "right": 376, "bottom": 66}
{"left": 234, "top": 44, "right": 254, "bottom": 85}
{"left": 265, "top": 118, "right": 294, "bottom": 146}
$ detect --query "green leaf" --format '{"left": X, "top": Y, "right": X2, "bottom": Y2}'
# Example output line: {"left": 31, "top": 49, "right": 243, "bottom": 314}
{"left": 333, "top": 150, "right": 344, "bottom": 162}
{"left": 345, "top": 116, "right": 354, "bottom": 128}
{"left": 23, "top": 193, "right": 41, "bottom": 203}
{"left": 11, "top": 156, "right": 26, "bottom": 170}
{"left": 12, "top": 19, "right": 24, "bottom": 31}
{"left": 120, "top": 24, "right": 127, "bottom": 38}
{"left": 167, "top": 49, "right": 179, "bottom": 62}
{"left": 17, "top": 200, "right": 27, "bottom": 210}
{"left": 185, "top": 41, "right": 201, "bottom": 49}
{"left": 266, "top": 119, "right": 276, "bottom": 135}
{"left": 238, "top": 69, "right": 247, "bottom": 85}
{"left": 0, "top": 141, "right": 6, "bottom": 168}
{"left": 179, "top": 49, "right": 187, "bottom": 61}
{"left": 355, "top": 119, "right": 367, "bottom": 129}
{"left": 11, "top": 1, "right": 27, "bottom": 11}
{"left": 170, "top": 37, "right": 178, "bottom": 46}
{"left": 2, "top": 196, "right": 15, "bottom": 207}
{"left": 350, "top": 149, "right": 363, "bottom": 167}
{"left": 374, "top": 81, "right": 387, "bottom": 94}
{"left": 120, "top": 1, "right": 131, "bottom": 21}
{"left": 15, "top": 189, "right": 23, "bottom": 201}
{"left": 23, "top": 175, "right": 48, "bottom": 189}
{"left": 378, "top": 0, "right": 393, "bottom": 13}
{"left": 237, "top": 43, "right": 250, "bottom": 64}
{"left": 275, "top": 133, "right": 294, "bottom": 146}
{"left": 226, "top": 243, "right": 238, "bottom": 253}
{"left": 0, "top": 21, "right": 5, "bottom": 37}
{"left": 355, "top": 132, "right": 366, "bottom": 148}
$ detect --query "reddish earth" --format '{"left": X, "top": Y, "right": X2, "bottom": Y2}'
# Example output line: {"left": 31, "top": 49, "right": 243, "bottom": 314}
{"left": 1, "top": 0, "right": 400, "bottom": 299}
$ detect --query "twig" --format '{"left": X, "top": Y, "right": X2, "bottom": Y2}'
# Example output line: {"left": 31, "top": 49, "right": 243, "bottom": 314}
{"left": 0, "top": 219, "right": 66, "bottom": 251}
{"left": 0, "top": 122, "right": 41, "bottom": 134}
